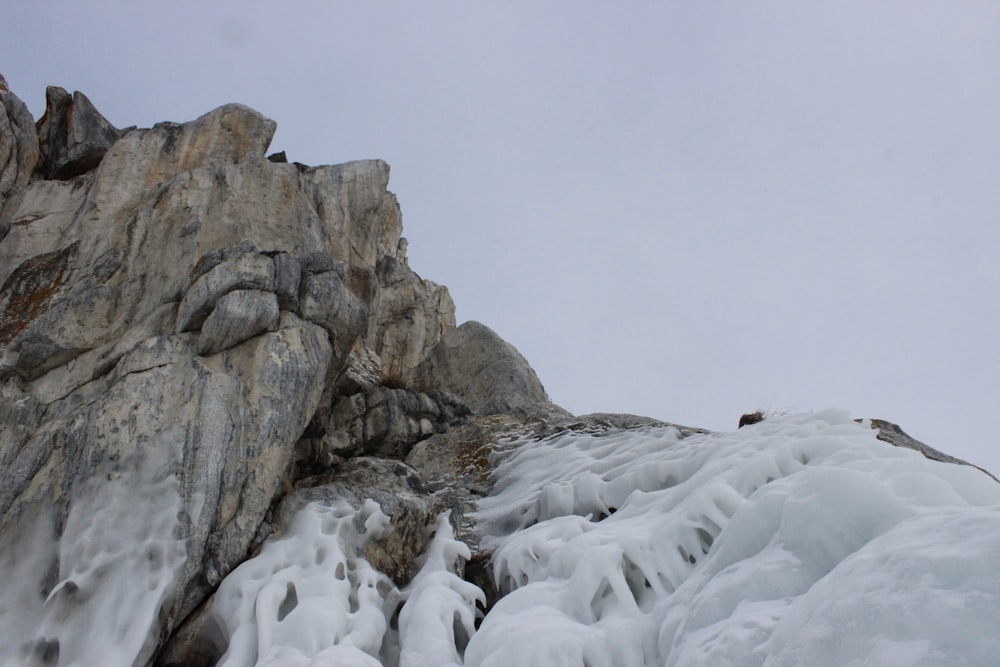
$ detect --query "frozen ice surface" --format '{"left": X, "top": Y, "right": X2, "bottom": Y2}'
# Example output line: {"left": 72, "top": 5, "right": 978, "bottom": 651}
{"left": 469, "top": 410, "right": 1000, "bottom": 666}
{"left": 5, "top": 410, "right": 998, "bottom": 666}
{"left": 209, "top": 501, "right": 481, "bottom": 667}
{"left": 0, "top": 448, "right": 186, "bottom": 667}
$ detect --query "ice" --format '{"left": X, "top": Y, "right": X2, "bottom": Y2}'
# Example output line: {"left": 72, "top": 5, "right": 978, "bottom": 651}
{"left": 6, "top": 410, "right": 998, "bottom": 665}
{"left": 468, "top": 410, "right": 1000, "bottom": 666}
{"left": 0, "top": 446, "right": 186, "bottom": 667}
{"left": 209, "top": 501, "right": 482, "bottom": 667}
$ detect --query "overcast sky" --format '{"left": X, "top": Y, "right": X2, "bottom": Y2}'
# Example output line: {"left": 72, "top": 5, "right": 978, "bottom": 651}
{"left": 4, "top": 2, "right": 999, "bottom": 476}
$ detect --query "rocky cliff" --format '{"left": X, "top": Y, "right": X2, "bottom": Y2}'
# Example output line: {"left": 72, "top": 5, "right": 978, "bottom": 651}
{"left": 0, "top": 79, "right": 568, "bottom": 666}
{"left": 2, "top": 79, "right": 996, "bottom": 667}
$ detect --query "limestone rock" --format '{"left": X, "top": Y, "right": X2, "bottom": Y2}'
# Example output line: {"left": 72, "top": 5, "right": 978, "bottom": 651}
{"left": 176, "top": 250, "right": 275, "bottom": 333}
{"left": 300, "top": 270, "right": 369, "bottom": 359}
{"left": 35, "top": 86, "right": 122, "bottom": 180}
{"left": 0, "top": 85, "right": 575, "bottom": 666}
{"left": 371, "top": 255, "right": 456, "bottom": 384}
{"left": 415, "top": 320, "right": 562, "bottom": 416}
{"left": 317, "top": 387, "right": 471, "bottom": 462}
{"left": 299, "top": 160, "right": 403, "bottom": 270}
{"left": 196, "top": 289, "right": 280, "bottom": 356}
{"left": 0, "top": 177, "right": 92, "bottom": 288}
{"left": 271, "top": 251, "right": 301, "bottom": 311}
{"left": 0, "top": 80, "right": 40, "bottom": 213}
{"left": 1, "top": 314, "right": 331, "bottom": 664}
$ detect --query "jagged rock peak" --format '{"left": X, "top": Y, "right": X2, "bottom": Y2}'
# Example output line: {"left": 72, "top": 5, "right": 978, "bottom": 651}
{"left": 35, "top": 86, "right": 123, "bottom": 180}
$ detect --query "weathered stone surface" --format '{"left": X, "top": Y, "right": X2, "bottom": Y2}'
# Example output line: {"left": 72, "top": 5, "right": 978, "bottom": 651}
{"left": 95, "top": 102, "right": 276, "bottom": 194}
{"left": 35, "top": 86, "right": 122, "bottom": 180}
{"left": 0, "top": 85, "right": 579, "bottom": 666}
{"left": 319, "top": 387, "right": 471, "bottom": 461}
{"left": 196, "top": 289, "right": 280, "bottom": 356}
{"left": 271, "top": 251, "right": 301, "bottom": 311}
{"left": 300, "top": 270, "right": 369, "bottom": 359}
{"left": 299, "top": 160, "right": 403, "bottom": 270}
{"left": 177, "top": 251, "right": 275, "bottom": 332}
{"left": 371, "top": 255, "right": 456, "bottom": 384}
{"left": 415, "top": 320, "right": 562, "bottom": 416}
{"left": 0, "top": 177, "right": 92, "bottom": 287}
{"left": 0, "top": 313, "right": 331, "bottom": 663}
{"left": 868, "top": 418, "right": 999, "bottom": 482}
{"left": 0, "top": 80, "right": 40, "bottom": 213}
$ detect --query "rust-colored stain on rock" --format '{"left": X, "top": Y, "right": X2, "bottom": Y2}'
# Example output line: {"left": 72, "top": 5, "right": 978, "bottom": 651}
{"left": 0, "top": 243, "right": 75, "bottom": 344}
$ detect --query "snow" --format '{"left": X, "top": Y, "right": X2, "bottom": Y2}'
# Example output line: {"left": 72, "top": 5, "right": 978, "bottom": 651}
{"left": 2, "top": 410, "right": 998, "bottom": 665}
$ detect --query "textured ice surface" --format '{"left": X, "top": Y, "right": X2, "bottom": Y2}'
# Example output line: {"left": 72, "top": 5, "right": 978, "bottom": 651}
{"left": 5, "top": 411, "right": 998, "bottom": 666}
{"left": 209, "top": 500, "right": 482, "bottom": 667}
{"left": 468, "top": 410, "right": 1000, "bottom": 666}
{"left": 0, "top": 448, "right": 185, "bottom": 667}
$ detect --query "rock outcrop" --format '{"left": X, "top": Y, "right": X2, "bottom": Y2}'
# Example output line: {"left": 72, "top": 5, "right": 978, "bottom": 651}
{"left": 35, "top": 86, "right": 122, "bottom": 180}
{"left": 0, "top": 79, "right": 561, "bottom": 667}
{"left": 1, "top": 78, "right": 995, "bottom": 667}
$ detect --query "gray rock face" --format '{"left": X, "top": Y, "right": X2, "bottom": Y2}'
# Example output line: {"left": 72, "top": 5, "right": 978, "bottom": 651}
{"left": 177, "top": 250, "right": 276, "bottom": 333}
{"left": 415, "top": 320, "right": 562, "bottom": 416}
{"left": 0, "top": 79, "right": 39, "bottom": 212}
{"left": 867, "top": 418, "right": 1000, "bottom": 483}
{"left": 0, "top": 80, "right": 573, "bottom": 666}
{"left": 316, "top": 386, "right": 472, "bottom": 462}
{"left": 196, "top": 289, "right": 280, "bottom": 355}
{"left": 372, "top": 255, "right": 456, "bottom": 384}
{"left": 35, "top": 86, "right": 122, "bottom": 180}
{"left": 300, "top": 269, "right": 369, "bottom": 360}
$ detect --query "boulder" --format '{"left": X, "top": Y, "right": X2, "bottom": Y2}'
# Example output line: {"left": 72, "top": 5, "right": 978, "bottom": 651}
{"left": 35, "top": 86, "right": 122, "bottom": 180}
{"left": 415, "top": 321, "right": 562, "bottom": 416}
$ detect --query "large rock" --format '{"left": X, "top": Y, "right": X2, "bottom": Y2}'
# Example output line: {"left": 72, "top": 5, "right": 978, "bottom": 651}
{"left": 371, "top": 255, "right": 456, "bottom": 384}
{"left": 0, "top": 83, "right": 494, "bottom": 666}
{"left": 415, "top": 321, "right": 561, "bottom": 416}
{"left": 0, "top": 79, "right": 569, "bottom": 667}
{"left": 196, "top": 289, "right": 280, "bottom": 356}
{"left": 0, "top": 76, "right": 40, "bottom": 213}
{"left": 35, "top": 86, "right": 122, "bottom": 180}
{"left": 315, "top": 386, "right": 471, "bottom": 462}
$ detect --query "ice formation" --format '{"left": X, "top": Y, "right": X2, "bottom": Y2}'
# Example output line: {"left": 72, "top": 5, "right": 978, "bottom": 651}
{"left": 0, "top": 448, "right": 186, "bottom": 667}
{"left": 207, "top": 500, "right": 482, "bottom": 667}
{"left": 467, "top": 410, "right": 1000, "bottom": 666}
{"left": 4, "top": 411, "right": 998, "bottom": 666}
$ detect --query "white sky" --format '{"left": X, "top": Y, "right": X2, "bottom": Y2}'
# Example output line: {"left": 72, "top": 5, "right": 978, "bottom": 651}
{"left": 3, "top": 2, "right": 999, "bottom": 476}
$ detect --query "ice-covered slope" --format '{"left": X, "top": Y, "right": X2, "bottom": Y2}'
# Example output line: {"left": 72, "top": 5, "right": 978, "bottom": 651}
{"left": 138, "top": 411, "right": 998, "bottom": 666}
{"left": 469, "top": 410, "right": 1000, "bottom": 666}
